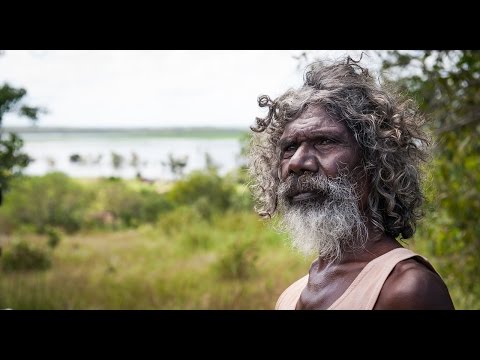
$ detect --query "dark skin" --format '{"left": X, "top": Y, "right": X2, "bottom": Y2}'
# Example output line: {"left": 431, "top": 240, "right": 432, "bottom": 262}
{"left": 278, "top": 105, "right": 454, "bottom": 310}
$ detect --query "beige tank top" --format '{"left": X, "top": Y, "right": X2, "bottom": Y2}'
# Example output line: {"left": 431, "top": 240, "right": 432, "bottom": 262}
{"left": 275, "top": 248, "right": 437, "bottom": 310}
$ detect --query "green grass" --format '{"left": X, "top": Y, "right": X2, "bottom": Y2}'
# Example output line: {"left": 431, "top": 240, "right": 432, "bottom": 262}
{"left": 0, "top": 172, "right": 477, "bottom": 310}
{"left": 0, "top": 209, "right": 477, "bottom": 309}
{"left": 0, "top": 211, "right": 312, "bottom": 309}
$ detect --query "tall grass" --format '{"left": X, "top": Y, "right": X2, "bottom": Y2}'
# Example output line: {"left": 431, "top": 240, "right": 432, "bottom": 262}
{"left": 0, "top": 171, "right": 477, "bottom": 309}
{"left": 0, "top": 210, "right": 311, "bottom": 309}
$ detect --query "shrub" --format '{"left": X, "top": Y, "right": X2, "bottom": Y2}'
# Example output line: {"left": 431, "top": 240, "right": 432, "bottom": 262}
{"left": 167, "top": 170, "right": 235, "bottom": 215}
{"left": 178, "top": 226, "right": 212, "bottom": 250}
{"left": 214, "top": 238, "right": 259, "bottom": 280}
{"left": 94, "top": 179, "right": 172, "bottom": 228}
{"left": 1, "top": 241, "right": 51, "bottom": 272}
{"left": 156, "top": 206, "right": 203, "bottom": 236}
{"left": 137, "top": 189, "right": 173, "bottom": 223}
{"left": 229, "top": 184, "right": 253, "bottom": 212}
{"left": 0, "top": 172, "right": 94, "bottom": 233}
{"left": 45, "top": 226, "right": 62, "bottom": 249}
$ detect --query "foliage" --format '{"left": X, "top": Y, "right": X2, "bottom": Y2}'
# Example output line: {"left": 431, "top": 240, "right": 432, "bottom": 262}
{"left": 0, "top": 166, "right": 476, "bottom": 308}
{"left": 93, "top": 178, "right": 172, "bottom": 227}
{"left": 1, "top": 240, "right": 51, "bottom": 272}
{"left": 111, "top": 152, "right": 125, "bottom": 170}
{"left": 0, "top": 172, "right": 93, "bottom": 233}
{"left": 0, "top": 83, "right": 42, "bottom": 124}
{"left": 238, "top": 131, "right": 252, "bottom": 161}
{"left": 204, "top": 152, "right": 219, "bottom": 173}
{"left": 0, "top": 174, "right": 176, "bottom": 233}
{"left": 130, "top": 152, "right": 140, "bottom": 169}
{"left": 156, "top": 205, "right": 204, "bottom": 236}
{"left": 167, "top": 169, "right": 236, "bottom": 218}
{"left": 378, "top": 50, "right": 480, "bottom": 306}
{"left": 214, "top": 237, "right": 259, "bottom": 280}
{"left": 69, "top": 153, "right": 84, "bottom": 164}
{"left": 0, "top": 209, "right": 311, "bottom": 309}
{"left": 0, "top": 132, "right": 31, "bottom": 204}
{"left": 0, "top": 51, "right": 44, "bottom": 204}
{"left": 45, "top": 226, "right": 62, "bottom": 249}
{"left": 163, "top": 153, "right": 188, "bottom": 179}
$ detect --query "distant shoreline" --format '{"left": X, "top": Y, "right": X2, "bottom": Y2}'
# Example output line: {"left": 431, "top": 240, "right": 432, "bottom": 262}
{"left": 2, "top": 126, "right": 248, "bottom": 139}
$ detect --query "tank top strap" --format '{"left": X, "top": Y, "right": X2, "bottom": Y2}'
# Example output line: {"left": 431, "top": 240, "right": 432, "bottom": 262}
{"left": 275, "top": 274, "right": 308, "bottom": 310}
{"left": 328, "top": 248, "right": 422, "bottom": 310}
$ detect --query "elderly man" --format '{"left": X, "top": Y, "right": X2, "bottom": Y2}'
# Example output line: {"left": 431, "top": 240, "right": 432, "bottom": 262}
{"left": 248, "top": 57, "right": 454, "bottom": 310}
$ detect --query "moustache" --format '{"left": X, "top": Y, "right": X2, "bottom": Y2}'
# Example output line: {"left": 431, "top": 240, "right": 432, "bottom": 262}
{"left": 278, "top": 173, "right": 332, "bottom": 203}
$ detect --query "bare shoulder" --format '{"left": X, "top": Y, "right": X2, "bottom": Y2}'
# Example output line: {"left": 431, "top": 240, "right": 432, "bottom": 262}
{"left": 374, "top": 257, "right": 455, "bottom": 310}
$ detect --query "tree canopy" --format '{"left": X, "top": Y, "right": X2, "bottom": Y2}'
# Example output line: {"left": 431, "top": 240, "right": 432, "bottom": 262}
{"left": 379, "top": 50, "right": 479, "bottom": 306}
{"left": 0, "top": 51, "right": 43, "bottom": 204}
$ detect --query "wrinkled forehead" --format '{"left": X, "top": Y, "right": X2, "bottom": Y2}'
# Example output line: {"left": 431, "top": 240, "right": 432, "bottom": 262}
{"left": 281, "top": 104, "right": 351, "bottom": 139}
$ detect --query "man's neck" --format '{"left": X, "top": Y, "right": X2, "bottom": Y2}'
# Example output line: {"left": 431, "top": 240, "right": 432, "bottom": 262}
{"left": 315, "top": 224, "right": 401, "bottom": 272}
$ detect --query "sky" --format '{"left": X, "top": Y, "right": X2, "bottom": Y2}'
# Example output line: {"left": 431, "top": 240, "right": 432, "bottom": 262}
{"left": 1, "top": 50, "right": 372, "bottom": 129}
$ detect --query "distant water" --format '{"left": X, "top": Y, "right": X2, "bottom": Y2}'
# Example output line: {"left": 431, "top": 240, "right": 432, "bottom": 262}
{"left": 21, "top": 132, "right": 243, "bottom": 180}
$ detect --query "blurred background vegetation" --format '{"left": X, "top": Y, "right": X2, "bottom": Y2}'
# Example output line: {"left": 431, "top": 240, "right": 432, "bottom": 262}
{"left": 0, "top": 50, "right": 478, "bottom": 309}
{"left": 380, "top": 50, "right": 480, "bottom": 309}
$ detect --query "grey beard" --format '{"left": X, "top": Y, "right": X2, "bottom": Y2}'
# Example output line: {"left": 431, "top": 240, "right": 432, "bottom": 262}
{"left": 277, "top": 173, "right": 367, "bottom": 262}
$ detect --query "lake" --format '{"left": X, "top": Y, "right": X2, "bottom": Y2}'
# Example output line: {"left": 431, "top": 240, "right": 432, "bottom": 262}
{"left": 19, "top": 131, "right": 244, "bottom": 180}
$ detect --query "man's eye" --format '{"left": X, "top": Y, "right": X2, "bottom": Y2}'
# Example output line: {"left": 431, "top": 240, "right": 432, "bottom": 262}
{"left": 316, "top": 138, "right": 336, "bottom": 146}
{"left": 282, "top": 145, "right": 297, "bottom": 158}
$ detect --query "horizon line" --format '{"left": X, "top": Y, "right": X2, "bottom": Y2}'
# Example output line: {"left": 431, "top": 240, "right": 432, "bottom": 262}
{"left": 2, "top": 125, "right": 249, "bottom": 131}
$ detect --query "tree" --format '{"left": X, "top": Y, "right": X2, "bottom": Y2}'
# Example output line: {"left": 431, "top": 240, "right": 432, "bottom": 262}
{"left": 204, "top": 152, "right": 219, "bottom": 173}
{"left": 163, "top": 153, "right": 188, "bottom": 179}
{"left": 130, "top": 151, "right": 140, "bottom": 170}
{"left": 111, "top": 152, "right": 125, "bottom": 171}
{"left": 377, "top": 51, "right": 480, "bottom": 308}
{"left": 0, "top": 51, "right": 44, "bottom": 204}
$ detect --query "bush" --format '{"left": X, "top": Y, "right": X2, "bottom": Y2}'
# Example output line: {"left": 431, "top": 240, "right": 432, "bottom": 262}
{"left": 0, "top": 174, "right": 174, "bottom": 233}
{"left": 137, "top": 189, "right": 173, "bottom": 223}
{"left": 1, "top": 241, "right": 51, "bottom": 272}
{"left": 0, "top": 172, "right": 94, "bottom": 233}
{"left": 214, "top": 238, "right": 259, "bottom": 280}
{"left": 45, "top": 226, "right": 62, "bottom": 249}
{"left": 93, "top": 179, "right": 172, "bottom": 228}
{"left": 178, "top": 225, "right": 212, "bottom": 250}
{"left": 156, "top": 206, "right": 203, "bottom": 236}
{"left": 229, "top": 184, "right": 253, "bottom": 212}
{"left": 167, "top": 170, "right": 236, "bottom": 216}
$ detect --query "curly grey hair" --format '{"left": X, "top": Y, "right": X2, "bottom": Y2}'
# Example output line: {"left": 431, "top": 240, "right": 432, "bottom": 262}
{"left": 248, "top": 57, "right": 429, "bottom": 240}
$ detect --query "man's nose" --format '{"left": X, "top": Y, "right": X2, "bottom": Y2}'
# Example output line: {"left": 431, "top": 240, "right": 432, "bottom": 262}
{"left": 287, "top": 144, "right": 319, "bottom": 176}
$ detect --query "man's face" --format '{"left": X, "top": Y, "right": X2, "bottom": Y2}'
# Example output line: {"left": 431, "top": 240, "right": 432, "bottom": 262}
{"left": 275, "top": 105, "right": 368, "bottom": 260}
{"left": 278, "top": 105, "right": 362, "bottom": 191}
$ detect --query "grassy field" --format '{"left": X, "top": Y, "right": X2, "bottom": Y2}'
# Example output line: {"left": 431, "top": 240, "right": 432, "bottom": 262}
{"left": 0, "top": 211, "right": 475, "bottom": 309}
{"left": 0, "top": 172, "right": 477, "bottom": 310}
{"left": 0, "top": 211, "right": 312, "bottom": 309}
